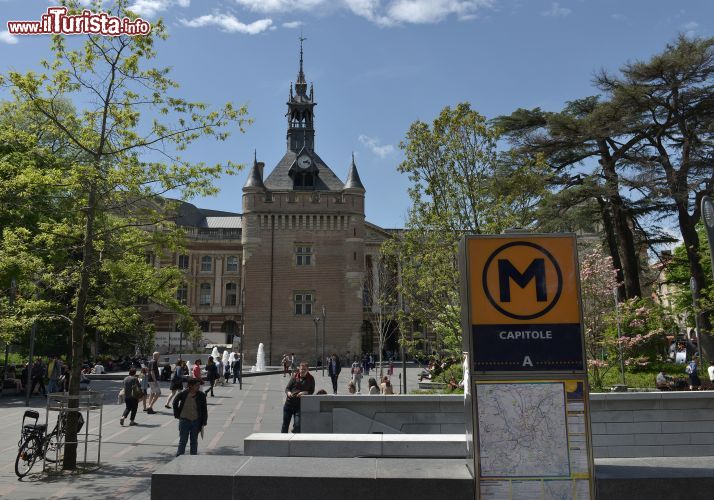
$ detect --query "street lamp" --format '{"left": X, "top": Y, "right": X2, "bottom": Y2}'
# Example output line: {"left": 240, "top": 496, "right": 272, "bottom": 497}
{"left": 313, "top": 316, "right": 321, "bottom": 370}
{"left": 703, "top": 196, "right": 714, "bottom": 283}
{"left": 321, "top": 305, "right": 326, "bottom": 377}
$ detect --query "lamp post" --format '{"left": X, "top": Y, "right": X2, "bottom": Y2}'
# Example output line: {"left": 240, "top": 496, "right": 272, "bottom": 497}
{"left": 3, "top": 279, "right": 16, "bottom": 394}
{"left": 690, "top": 277, "right": 705, "bottom": 375}
{"left": 702, "top": 196, "right": 714, "bottom": 283}
{"left": 178, "top": 322, "right": 183, "bottom": 362}
{"left": 321, "top": 305, "right": 326, "bottom": 377}
{"left": 313, "top": 316, "right": 321, "bottom": 370}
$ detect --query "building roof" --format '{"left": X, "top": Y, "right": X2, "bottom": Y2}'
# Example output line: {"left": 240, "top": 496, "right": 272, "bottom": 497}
{"left": 200, "top": 217, "right": 243, "bottom": 229}
{"left": 344, "top": 154, "right": 365, "bottom": 191}
{"left": 263, "top": 150, "right": 345, "bottom": 192}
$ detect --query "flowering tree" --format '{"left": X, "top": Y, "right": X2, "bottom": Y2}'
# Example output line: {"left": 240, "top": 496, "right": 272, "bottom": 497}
{"left": 580, "top": 248, "right": 620, "bottom": 389}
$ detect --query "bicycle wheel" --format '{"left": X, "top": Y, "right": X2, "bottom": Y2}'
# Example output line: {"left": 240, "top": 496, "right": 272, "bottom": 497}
{"left": 43, "top": 431, "right": 63, "bottom": 463}
{"left": 15, "top": 438, "right": 39, "bottom": 478}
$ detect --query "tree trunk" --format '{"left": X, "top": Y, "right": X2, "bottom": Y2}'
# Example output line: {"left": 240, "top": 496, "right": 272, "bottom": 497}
{"left": 675, "top": 198, "right": 714, "bottom": 360}
{"left": 597, "top": 198, "right": 626, "bottom": 301}
{"left": 599, "top": 147, "right": 641, "bottom": 298}
{"left": 63, "top": 185, "right": 97, "bottom": 470}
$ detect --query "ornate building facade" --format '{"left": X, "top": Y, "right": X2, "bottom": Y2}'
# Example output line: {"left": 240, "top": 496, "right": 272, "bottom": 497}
{"left": 147, "top": 46, "right": 425, "bottom": 364}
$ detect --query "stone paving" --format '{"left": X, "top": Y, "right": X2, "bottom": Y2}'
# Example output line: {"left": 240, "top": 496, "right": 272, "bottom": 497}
{"left": 0, "top": 367, "right": 410, "bottom": 500}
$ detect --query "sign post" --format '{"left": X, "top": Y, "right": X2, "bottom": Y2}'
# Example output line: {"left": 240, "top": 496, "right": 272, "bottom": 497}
{"left": 460, "top": 234, "right": 595, "bottom": 499}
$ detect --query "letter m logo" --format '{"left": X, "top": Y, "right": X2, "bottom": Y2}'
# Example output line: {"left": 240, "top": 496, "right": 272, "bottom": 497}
{"left": 497, "top": 259, "right": 547, "bottom": 302}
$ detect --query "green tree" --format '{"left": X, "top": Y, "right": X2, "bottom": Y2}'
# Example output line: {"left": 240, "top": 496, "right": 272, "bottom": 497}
{"left": 1, "top": 0, "right": 247, "bottom": 469}
{"left": 596, "top": 35, "right": 714, "bottom": 359}
{"left": 495, "top": 97, "right": 649, "bottom": 300}
{"left": 385, "top": 103, "right": 547, "bottom": 355}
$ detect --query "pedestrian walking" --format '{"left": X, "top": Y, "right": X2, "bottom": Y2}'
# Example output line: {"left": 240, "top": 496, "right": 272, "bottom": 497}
{"left": 47, "top": 355, "right": 62, "bottom": 394}
{"left": 120, "top": 368, "right": 142, "bottom": 426}
{"left": 140, "top": 367, "right": 149, "bottom": 411}
{"left": 173, "top": 378, "right": 208, "bottom": 456}
{"left": 192, "top": 359, "right": 203, "bottom": 384}
{"left": 165, "top": 360, "right": 185, "bottom": 409}
{"left": 204, "top": 356, "right": 218, "bottom": 397}
{"left": 146, "top": 351, "right": 162, "bottom": 414}
{"left": 281, "top": 362, "right": 315, "bottom": 433}
{"left": 281, "top": 354, "right": 290, "bottom": 377}
{"left": 351, "top": 358, "right": 363, "bottom": 393}
{"left": 30, "top": 359, "right": 47, "bottom": 396}
{"left": 328, "top": 353, "right": 341, "bottom": 394}
{"left": 686, "top": 357, "right": 701, "bottom": 390}
{"left": 216, "top": 356, "right": 225, "bottom": 386}
{"left": 289, "top": 353, "right": 296, "bottom": 372}
{"left": 232, "top": 352, "right": 242, "bottom": 385}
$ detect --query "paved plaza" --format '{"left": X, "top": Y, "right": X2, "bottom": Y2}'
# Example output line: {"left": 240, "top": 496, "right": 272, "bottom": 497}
{"left": 0, "top": 368, "right": 414, "bottom": 500}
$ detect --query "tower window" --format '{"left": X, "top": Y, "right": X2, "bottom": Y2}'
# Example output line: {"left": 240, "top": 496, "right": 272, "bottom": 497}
{"left": 295, "top": 246, "right": 312, "bottom": 266}
{"left": 294, "top": 172, "right": 314, "bottom": 189}
{"left": 294, "top": 292, "right": 314, "bottom": 315}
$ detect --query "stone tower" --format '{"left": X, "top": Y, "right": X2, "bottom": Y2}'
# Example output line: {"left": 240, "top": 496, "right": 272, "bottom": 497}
{"left": 241, "top": 41, "right": 366, "bottom": 365}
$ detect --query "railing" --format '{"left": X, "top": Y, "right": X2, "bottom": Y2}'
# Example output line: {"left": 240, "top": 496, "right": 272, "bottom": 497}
{"left": 184, "top": 228, "right": 241, "bottom": 240}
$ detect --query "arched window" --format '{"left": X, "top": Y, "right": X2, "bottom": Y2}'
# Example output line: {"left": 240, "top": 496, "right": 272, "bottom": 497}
{"left": 225, "top": 282, "right": 237, "bottom": 306}
{"left": 199, "top": 283, "right": 211, "bottom": 305}
{"left": 201, "top": 256, "right": 212, "bottom": 272}
{"left": 226, "top": 256, "right": 239, "bottom": 272}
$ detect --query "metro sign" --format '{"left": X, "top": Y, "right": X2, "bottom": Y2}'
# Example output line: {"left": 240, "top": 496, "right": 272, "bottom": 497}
{"left": 465, "top": 234, "right": 585, "bottom": 372}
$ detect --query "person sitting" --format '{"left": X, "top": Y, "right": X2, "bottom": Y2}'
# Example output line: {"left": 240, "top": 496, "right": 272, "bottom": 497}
{"left": 347, "top": 381, "right": 357, "bottom": 394}
{"left": 447, "top": 376, "right": 459, "bottom": 391}
{"left": 368, "top": 377, "right": 380, "bottom": 394}
{"left": 79, "top": 371, "right": 91, "bottom": 390}
{"left": 92, "top": 360, "right": 105, "bottom": 374}
{"left": 655, "top": 371, "right": 673, "bottom": 390}
{"left": 380, "top": 376, "right": 394, "bottom": 395}
{"left": 4, "top": 364, "right": 22, "bottom": 392}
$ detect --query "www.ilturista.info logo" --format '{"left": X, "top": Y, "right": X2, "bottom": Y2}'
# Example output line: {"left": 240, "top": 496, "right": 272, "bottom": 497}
{"left": 6, "top": 7, "right": 151, "bottom": 37}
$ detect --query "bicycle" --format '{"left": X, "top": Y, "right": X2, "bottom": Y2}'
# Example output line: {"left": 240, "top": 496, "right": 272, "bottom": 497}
{"left": 15, "top": 409, "right": 84, "bottom": 478}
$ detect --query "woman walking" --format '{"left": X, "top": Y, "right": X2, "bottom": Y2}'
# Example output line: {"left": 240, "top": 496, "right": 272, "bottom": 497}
{"left": 165, "top": 360, "right": 185, "bottom": 408}
{"left": 351, "top": 358, "right": 363, "bottom": 393}
{"left": 204, "top": 356, "right": 218, "bottom": 397}
{"left": 120, "top": 368, "right": 142, "bottom": 426}
{"left": 192, "top": 359, "right": 203, "bottom": 384}
{"left": 380, "top": 375, "right": 394, "bottom": 395}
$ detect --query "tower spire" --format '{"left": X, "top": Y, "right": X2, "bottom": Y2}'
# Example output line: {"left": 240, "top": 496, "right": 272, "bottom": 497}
{"left": 297, "top": 34, "right": 307, "bottom": 86}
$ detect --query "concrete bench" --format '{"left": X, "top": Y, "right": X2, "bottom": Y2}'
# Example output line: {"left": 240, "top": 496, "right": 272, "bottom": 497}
{"left": 244, "top": 432, "right": 467, "bottom": 458}
{"left": 151, "top": 455, "right": 714, "bottom": 500}
{"left": 151, "top": 456, "right": 473, "bottom": 500}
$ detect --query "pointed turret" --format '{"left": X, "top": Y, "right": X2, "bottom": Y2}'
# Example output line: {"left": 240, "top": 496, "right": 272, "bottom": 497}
{"left": 344, "top": 153, "right": 365, "bottom": 192}
{"left": 243, "top": 152, "right": 265, "bottom": 191}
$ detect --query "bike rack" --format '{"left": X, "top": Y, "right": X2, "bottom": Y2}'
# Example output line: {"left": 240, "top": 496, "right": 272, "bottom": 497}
{"left": 43, "top": 391, "right": 103, "bottom": 474}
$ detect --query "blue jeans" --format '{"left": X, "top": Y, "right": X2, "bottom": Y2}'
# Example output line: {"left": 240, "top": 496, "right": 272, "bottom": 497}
{"left": 281, "top": 405, "right": 301, "bottom": 433}
{"left": 176, "top": 418, "right": 201, "bottom": 456}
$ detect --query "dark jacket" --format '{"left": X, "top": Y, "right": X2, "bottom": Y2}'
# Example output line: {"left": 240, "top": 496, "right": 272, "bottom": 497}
{"left": 206, "top": 363, "right": 218, "bottom": 381}
{"left": 328, "top": 357, "right": 341, "bottom": 377}
{"left": 172, "top": 389, "right": 208, "bottom": 427}
{"left": 284, "top": 372, "right": 315, "bottom": 409}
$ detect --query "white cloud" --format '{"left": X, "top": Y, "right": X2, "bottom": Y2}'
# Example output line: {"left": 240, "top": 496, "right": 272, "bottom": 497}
{"left": 128, "top": 0, "right": 190, "bottom": 18}
{"left": 235, "top": 0, "right": 328, "bottom": 13}
{"left": 180, "top": 13, "right": 273, "bottom": 35}
{"left": 682, "top": 21, "right": 698, "bottom": 37}
{"left": 359, "top": 134, "right": 395, "bottom": 158}
{"left": 541, "top": 2, "right": 571, "bottom": 18}
{"left": 282, "top": 21, "right": 303, "bottom": 29}
{"left": 0, "top": 30, "right": 18, "bottom": 45}
{"left": 610, "top": 13, "right": 625, "bottom": 21}
{"left": 235, "top": 0, "right": 492, "bottom": 27}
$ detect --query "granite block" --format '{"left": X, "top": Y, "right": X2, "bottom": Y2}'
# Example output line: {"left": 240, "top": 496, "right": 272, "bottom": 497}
{"left": 633, "top": 433, "right": 691, "bottom": 446}
{"left": 590, "top": 410, "right": 634, "bottom": 423}
{"left": 606, "top": 421, "right": 661, "bottom": 434}
{"left": 244, "top": 433, "right": 291, "bottom": 457}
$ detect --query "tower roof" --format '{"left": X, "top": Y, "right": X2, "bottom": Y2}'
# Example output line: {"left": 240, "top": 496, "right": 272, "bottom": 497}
{"left": 243, "top": 153, "right": 265, "bottom": 191}
{"left": 264, "top": 150, "right": 344, "bottom": 192}
{"left": 344, "top": 153, "right": 365, "bottom": 192}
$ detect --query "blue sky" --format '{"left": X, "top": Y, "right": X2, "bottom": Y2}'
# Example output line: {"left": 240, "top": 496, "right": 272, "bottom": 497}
{"left": 1, "top": 1, "right": 712, "bottom": 229}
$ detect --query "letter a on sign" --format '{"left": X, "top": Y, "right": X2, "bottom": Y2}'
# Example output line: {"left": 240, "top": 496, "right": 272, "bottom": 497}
{"left": 522, "top": 356, "right": 533, "bottom": 367}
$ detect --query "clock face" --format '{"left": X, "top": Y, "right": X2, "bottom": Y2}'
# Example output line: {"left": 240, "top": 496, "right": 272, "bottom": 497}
{"left": 297, "top": 155, "right": 312, "bottom": 169}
